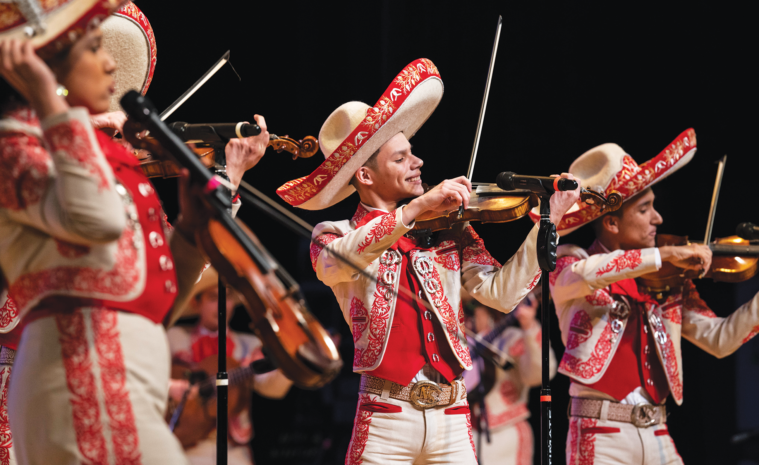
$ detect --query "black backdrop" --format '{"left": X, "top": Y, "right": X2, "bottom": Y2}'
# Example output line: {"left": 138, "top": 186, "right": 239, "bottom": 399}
{"left": 135, "top": 1, "right": 759, "bottom": 463}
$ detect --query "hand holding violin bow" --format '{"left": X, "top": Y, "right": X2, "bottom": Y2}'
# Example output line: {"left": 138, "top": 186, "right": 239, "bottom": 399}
{"left": 659, "top": 243, "right": 713, "bottom": 274}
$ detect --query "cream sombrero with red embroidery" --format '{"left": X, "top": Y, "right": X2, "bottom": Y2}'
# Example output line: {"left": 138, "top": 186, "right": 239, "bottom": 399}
{"left": 529, "top": 128, "right": 697, "bottom": 235}
{"left": 101, "top": 2, "right": 156, "bottom": 112}
{"left": 0, "top": 0, "right": 125, "bottom": 58}
{"left": 277, "top": 58, "right": 443, "bottom": 210}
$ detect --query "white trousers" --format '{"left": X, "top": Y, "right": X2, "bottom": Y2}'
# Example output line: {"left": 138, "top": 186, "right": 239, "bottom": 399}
{"left": 1, "top": 362, "right": 16, "bottom": 465}
{"left": 184, "top": 437, "right": 252, "bottom": 465}
{"left": 472, "top": 420, "right": 533, "bottom": 465}
{"left": 345, "top": 391, "right": 477, "bottom": 465}
{"left": 8, "top": 308, "right": 188, "bottom": 465}
{"left": 566, "top": 416, "right": 683, "bottom": 465}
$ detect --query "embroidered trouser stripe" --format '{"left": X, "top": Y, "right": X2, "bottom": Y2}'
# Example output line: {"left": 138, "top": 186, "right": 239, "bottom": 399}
{"left": 0, "top": 365, "right": 15, "bottom": 465}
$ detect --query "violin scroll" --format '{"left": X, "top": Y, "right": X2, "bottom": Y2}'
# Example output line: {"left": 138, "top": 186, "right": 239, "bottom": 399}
{"left": 580, "top": 188, "right": 622, "bottom": 212}
{"left": 268, "top": 135, "right": 319, "bottom": 160}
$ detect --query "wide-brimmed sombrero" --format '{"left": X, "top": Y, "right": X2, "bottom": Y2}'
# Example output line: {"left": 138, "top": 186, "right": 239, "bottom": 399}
{"left": 276, "top": 58, "right": 443, "bottom": 210}
{"left": 529, "top": 128, "right": 697, "bottom": 235}
{"left": 0, "top": 0, "right": 125, "bottom": 59}
{"left": 101, "top": 2, "right": 155, "bottom": 112}
{"left": 176, "top": 267, "right": 242, "bottom": 319}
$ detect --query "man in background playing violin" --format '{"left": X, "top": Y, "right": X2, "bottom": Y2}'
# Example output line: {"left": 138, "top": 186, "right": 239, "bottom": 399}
{"left": 545, "top": 131, "right": 759, "bottom": 464}
{"left": 276, "top": 59, "right": 580, "bottom": 464}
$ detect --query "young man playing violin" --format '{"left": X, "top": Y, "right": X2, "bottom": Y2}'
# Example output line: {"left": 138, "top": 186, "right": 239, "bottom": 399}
{"left": 276, "top": 59, "right": 580, "bottom": 464}
{"left": 545, "top": 132, "right": 759, "bottom": 465}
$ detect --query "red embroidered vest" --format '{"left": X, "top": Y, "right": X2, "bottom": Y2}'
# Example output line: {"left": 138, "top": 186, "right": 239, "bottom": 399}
{"left": 582, "top": 279, "right": 669, "bottom": 404}
{"left": 357, "top": 210, "right": 462, "bottom": 386}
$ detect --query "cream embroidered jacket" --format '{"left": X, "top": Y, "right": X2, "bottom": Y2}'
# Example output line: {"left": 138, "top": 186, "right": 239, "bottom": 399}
{"left": 0, "top": 107, "right": 206, "bottom": 331}
{"left": 550, "top": 240, "right": 759, "bottom": 405}
{"left": 311, "top": 204, "right": 544, "bottom": 373}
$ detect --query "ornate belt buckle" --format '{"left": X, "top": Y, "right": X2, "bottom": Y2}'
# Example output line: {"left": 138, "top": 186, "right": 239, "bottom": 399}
{"left": 410, "top": 380, "right": 443, "bottom": 409}
{"left": 631, "top": 404, "right": 660, "bottom": 428}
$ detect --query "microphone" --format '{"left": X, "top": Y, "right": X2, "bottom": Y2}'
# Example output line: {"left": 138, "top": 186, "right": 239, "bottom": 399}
{"left": 168, "top": 121, "right": 262, "bottom": 143}
{"left": 496, "top": 171, "right": 578, "bottom": 196}
{"left": 736, "top": 222, "right": 759, "bottom": 240}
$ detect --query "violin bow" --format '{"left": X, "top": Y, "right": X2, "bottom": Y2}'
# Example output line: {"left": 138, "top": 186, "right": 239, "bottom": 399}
{"left": 459, "top": 16, "right": 503, "bottom": 218}
{"left": 158, "top": 50, "right": 232, "bottom": 121}
{"left": 704, "top": 155, "right": 727, "bottom": 245}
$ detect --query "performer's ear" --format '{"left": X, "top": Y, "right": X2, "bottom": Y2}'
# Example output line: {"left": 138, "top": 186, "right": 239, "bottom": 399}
{"left": 354, "top": 167, "right": 374, "bottom": 187}
{"left": 602, "top": 214, "right": 620, "bottom": 235}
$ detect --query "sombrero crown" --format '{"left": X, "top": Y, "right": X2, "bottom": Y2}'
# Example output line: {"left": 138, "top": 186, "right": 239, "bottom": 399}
{"left": 0, "top": 0, "right": 125, "bottom": 58}
{"left": 530, "top": 128, "right": 697, "bottom": 235}
{"left": 101, "top": 2, "right": 156, "bottom": 112}
{"left": 277, "top": 58, "right": 443, "bottom": 210}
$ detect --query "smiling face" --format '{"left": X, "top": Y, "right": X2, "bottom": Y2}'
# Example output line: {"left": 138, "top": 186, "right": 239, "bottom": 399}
{"left": 55, "top": 27, "right": 116, "bottom": 114}
{"left": 597, "top": 188, "right": 663, "bottom": 250}
{"left": 353, "top": 132, "right": 424, "bottom": 207}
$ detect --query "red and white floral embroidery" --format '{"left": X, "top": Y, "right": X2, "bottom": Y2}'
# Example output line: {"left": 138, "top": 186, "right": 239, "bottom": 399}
{"left": 350, "top": 297, "right": 368, "bottom": 344}
{"left": 55, "top": 239, "right": 91, "bottom": 258}
{"left": 0, "top": 132, "right": 50, "bottom": 211}
{"left": 0, "top": 367, "right": 12, "bottom": 465}
{"left": 560, "top": 320, "right": 614, "bottom": 380}
{"left": 585, "top": 289, "right": 614, "bottom": 307}
{"left": 55, "top": 310, "right": 109, "bottom": 464}
{"left": 567, "top": 417, "right": 597, "bottom": 465}
{"left": 465, "top": 409, "right": 477, "bottom": 461}
{"left": 91, "top": 309, "right": 141, "bottom": 463}
{"left": 356, "top": 212, "right": 397, "bottom": 254}
{"left": 499, "top": 379, "right": 519, "bottom": 406}
{"left": 310, "top": 233, "right": 340, "bottom": 271}
{"left": 657, "top": 333, "right": 684, "bottom": 403}
{"left": 595, "top": 250, "right": 642, "bottom": 277}
{"left": 527, "top": 272, "right": 541, "bottom": 292}
{"left": 413, "top": 250, "right": 472, "bottom": 368}
{"left": 743, "top": 325, "right": 759, "bottom": 344}
{"left": 488, "top": 404, "right": 529, "bottom": 429}
{"left": 683, "top": 280, "right": 717, "bottom": 318}
{"left": 550, "top": 256, "right": 579, "bottom": 286}
{"left": 351, "top": 204, "right": 370, "bottom": 226}
{"left": 461, "top": 227, "right": 501, "bottom": 268}
{"left": 354, "top": 251, "right": 397, "bottom": 368}
{"left": 45, "top": 119, "right": 110, "bottom": 190}
{"left": 0, "top": 297, "right": 18, "bottom": 332}
{"left": 515, "top": 420, "right": 532, "bottom": 465}
{"left": 659, "top": 301, "right": 683, "bottom": 325}
{"left": 8, "top": 228, "right": 141, "bottom": 315}
{"left": 346, "top": 394, "right": 374, "bottom": 465}
{"left": 434, "top": 250, "right": 460, "bottom": 271}
{"left": 566, "top": 310, "right": 593, "bottom": 351}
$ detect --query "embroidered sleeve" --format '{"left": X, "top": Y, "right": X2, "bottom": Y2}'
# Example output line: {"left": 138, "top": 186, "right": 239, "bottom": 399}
{"left": 312, "top": 207, "right": 411, "bottom": 287}
{"left": 461, "top": 224, "right": 542, "bottom": 315}
{"left": 681, "top": 281, "right": 759, "bottom": 357}
{"left": 1, "top": 108, "right": 124, "bottom": 244}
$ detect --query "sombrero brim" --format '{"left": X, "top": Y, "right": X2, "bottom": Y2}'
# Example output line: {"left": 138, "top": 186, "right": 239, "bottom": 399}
{"left": 277, "top": 59, "right": 443, "bottom": 210}
{"left": 529, "top": 128, "right": 697, "bottom": 235}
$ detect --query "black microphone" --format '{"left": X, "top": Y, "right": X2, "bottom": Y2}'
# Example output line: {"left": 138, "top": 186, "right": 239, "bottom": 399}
{"left": 736, "top": 222, "right": 759, "bottom": 240}
{"left": 496, "top": 171, "right": 578, "bottom": 196}
{"left": 168, "top": 121, "right": 262, "bottom": 143}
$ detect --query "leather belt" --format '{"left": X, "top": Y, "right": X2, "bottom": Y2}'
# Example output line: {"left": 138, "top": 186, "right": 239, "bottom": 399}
{"left": 359, "top": 374, "right": 466, "bottom": 410}
{"left": 570, "top": 397, "right": 666, "bottom": 428}
{"left": 0, "top": 346, "right": 16, "bottom": 366}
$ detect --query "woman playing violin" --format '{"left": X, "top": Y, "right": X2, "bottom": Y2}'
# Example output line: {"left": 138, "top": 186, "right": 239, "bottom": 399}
{"left": 0, "top": 1, "right": 264, "bottom": 463}
{"left": 276, "top": 58, "right": 580, "bottom": 465}
{"left": 547, "top": 135, "right": 759, "bottom": 465}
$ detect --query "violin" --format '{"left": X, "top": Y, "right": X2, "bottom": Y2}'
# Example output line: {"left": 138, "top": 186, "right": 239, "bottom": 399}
{"left": 122, "top": 104, "right": 342, "bottom": 389}
{"left": 129, "top": 128, "right": 319, "bottom": 179}
{"left": 413, "top": 183, "right": 622, "bottom": 233}
{"left": 638, "top": 234, "right": 759, "bottom": 299}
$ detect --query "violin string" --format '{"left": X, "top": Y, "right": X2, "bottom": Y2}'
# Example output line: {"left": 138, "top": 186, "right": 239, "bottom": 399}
{"left": 233, "top": 181, "right": 442, "bottom": 315}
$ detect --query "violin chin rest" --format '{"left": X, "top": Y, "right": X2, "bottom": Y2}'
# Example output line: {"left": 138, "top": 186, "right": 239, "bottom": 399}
{"left": 297, "top": 341, "right": 343, "bottom": 377}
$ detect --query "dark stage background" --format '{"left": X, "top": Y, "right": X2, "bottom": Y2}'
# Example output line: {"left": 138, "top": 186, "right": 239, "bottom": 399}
{"left": 135, "top": 1, "right": 759, "bottom": 464}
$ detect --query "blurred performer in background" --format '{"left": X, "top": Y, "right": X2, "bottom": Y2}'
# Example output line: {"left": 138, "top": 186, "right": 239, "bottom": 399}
{"left": 464, "top": 290, "right": 556, "bottom": 465}
{"left": 546, "top": 132, "right": 759, "bottom": 464}
{"left": 276, "top": 58, "right": 579, "bottom": 464}
{"left": 167, "top": 268, "right": 292, "bottom": 465}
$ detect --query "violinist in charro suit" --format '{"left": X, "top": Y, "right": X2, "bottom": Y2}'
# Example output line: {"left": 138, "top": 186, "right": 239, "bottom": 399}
{"left": 275, "top": 58, "right": 580, "bottom": 465}
{"left": 544, "top": 132, "right": 759, "bottom": 464}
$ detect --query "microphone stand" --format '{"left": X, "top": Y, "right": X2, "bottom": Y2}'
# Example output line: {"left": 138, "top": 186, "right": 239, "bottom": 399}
{"left": 536, "top": 194, "right": 558, "bottom": 465}
{"left": 217, "top": 277, "right": 228, "bottom": 465}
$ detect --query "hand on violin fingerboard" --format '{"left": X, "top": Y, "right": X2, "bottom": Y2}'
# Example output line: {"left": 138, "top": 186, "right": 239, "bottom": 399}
{"left": 90, "top": 110, "right": 127, "bottom": 136}
{"left": 548, "top": 173, "right": 582, "bottom": 224}
{"left": 225, "top": 114, "right": 270, "bottom": 192}
{"left": 403, "top": 176, "right": 472, "bottom": 225}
